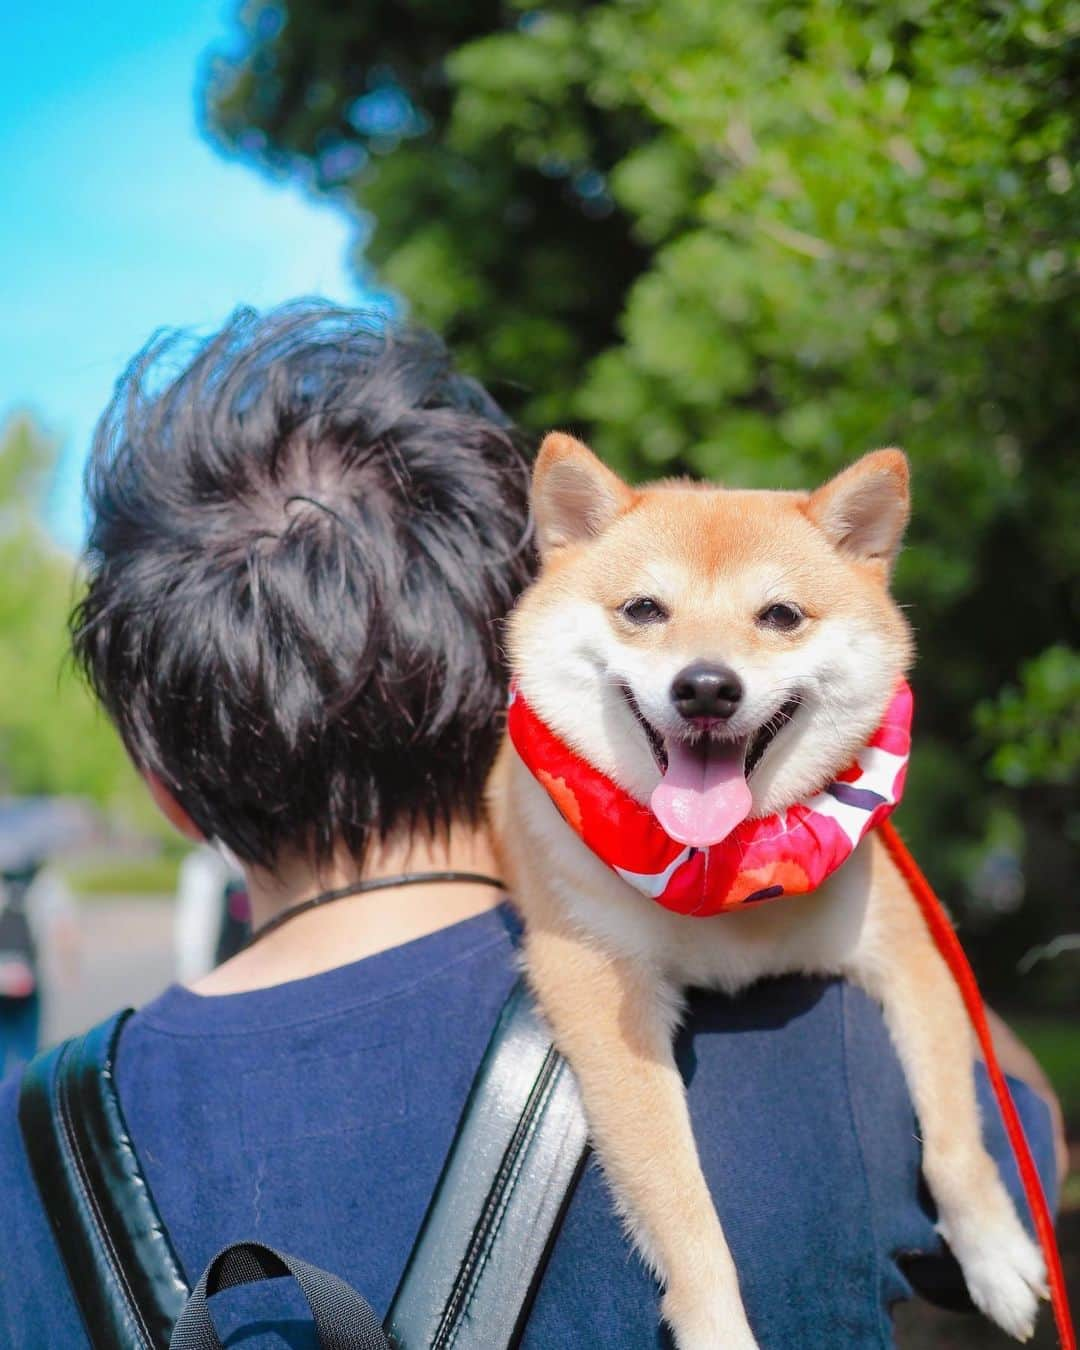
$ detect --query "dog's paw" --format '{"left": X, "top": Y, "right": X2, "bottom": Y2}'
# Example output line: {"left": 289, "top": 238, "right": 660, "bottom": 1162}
{"left": 941, "top": 1206, "right": 1047, "bottom": 1342}
{"left": 661, "top": 1282, "right": 760, "bottom": 1350}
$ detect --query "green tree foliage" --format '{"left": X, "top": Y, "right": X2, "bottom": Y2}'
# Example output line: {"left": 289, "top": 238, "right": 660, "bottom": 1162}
{"left": 206, "top": 0, "right": 1078, "bottom": 1002}
{"left": 0, "top": 415, "right": 145, "bottom": 816}
{"left": 978, "top": 646, "right": 1079, "bottom": 792}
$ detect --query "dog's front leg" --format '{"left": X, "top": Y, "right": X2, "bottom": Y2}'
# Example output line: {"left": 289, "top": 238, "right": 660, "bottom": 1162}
{"left": 849, "top": 840, "right": 1047, "bottom": 1341}
{"left": 524, "top": 919, "right": 759, "bottom": 1350}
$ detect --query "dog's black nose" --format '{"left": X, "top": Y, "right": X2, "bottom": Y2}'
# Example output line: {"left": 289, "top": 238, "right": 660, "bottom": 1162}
{"left": 671, "top": 663, "right": 743, "bottom": 721}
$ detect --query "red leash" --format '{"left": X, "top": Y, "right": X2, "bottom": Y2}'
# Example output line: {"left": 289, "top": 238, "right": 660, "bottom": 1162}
{"left": 879, "top": 819, "right": 1075, "bottom": 1348}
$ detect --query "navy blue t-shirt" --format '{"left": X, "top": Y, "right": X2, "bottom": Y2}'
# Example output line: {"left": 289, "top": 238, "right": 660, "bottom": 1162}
{"left": 0, "top": 904, "right": 1057, "bottom": 1348}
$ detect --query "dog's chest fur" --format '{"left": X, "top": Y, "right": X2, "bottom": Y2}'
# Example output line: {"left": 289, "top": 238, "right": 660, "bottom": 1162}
{"left": 508, "top": 759, "right": 874, "bottom": 995}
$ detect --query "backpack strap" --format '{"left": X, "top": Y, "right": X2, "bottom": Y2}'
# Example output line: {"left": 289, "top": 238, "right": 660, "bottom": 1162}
{"left": 17, "top": 1009, "right": 190, "bottom": 1349}
{"left": 18, "top": 979, "right": 588, "bottom": 1350}
{"left": 386, "top": 979, "right": 589, "bottom": 1349}
{"left": 169, "top": 1242, "right": 391, "bottom": 1350}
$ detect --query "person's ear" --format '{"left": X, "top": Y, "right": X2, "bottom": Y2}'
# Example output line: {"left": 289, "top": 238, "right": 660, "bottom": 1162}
{"left": 804, "top": 449, "right": 910, "bottom": 575}
{"left": 144, "top": 772, "right": 205, "bottom": 843}
{"left": 532, "top": 432, "right": 634, "bottom": 561}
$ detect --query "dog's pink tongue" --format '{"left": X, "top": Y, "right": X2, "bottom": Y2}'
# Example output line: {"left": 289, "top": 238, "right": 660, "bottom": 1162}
{"left": 650, "top": 738, "right": 752, "bottom": 848}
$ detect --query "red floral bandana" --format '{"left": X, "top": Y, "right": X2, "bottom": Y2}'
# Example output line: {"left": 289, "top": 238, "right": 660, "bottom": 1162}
{"left": 507, "top": 682, "right": 912, "bottom": 917}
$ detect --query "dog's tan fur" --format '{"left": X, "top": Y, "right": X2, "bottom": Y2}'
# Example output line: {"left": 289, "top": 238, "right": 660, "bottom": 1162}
{"left": 491, "top": 434, "right": 1046, "bottom": 1348}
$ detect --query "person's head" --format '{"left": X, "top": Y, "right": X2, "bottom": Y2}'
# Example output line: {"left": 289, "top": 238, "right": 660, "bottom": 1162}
{"left": 71, "top": 302, "right": 533, "bottom": 871}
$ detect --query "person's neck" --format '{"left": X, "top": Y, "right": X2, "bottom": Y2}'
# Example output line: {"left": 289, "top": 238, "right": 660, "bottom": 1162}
{"left": 189, "top": 826, "right": 503, "bottom": 996}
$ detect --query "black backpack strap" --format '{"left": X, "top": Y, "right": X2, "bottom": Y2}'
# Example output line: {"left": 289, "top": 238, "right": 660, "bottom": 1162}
{"left": 17, "top": 1009, "right": 190, "bottom": 1349}
{"left": 18, "top": 979, "right": 588, "bottom": 1350}
{"left": 385, "top": 979, "right": 589, "bottom": 1349}
{"left": 169, "top": 1242, "right": 390, "bottom": 1350}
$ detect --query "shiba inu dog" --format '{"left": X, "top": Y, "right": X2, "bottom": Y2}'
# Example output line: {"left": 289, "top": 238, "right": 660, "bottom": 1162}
{"left": 490, "top": 433, "right": 1046, "bottom": 1349}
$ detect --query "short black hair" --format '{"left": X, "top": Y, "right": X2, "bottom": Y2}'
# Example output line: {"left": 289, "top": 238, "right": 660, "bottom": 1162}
{"left": 72, "top": 302, "right": 534, "bottom": 868}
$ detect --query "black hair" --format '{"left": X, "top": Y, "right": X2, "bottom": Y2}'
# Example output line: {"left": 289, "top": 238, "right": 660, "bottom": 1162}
{"left": 72, "top": 301, "right": 534, "bottom": 868}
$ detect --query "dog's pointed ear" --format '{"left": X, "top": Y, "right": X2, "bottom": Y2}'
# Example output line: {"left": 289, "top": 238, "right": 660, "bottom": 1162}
{"left": 532, "top": 433, "right": 633, "bottom": 559}
{"left": 805, "top": 449, "right": 910, "bottom": 573}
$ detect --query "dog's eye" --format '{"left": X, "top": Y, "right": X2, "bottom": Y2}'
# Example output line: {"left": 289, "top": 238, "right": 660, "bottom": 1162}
{"left": 621, "top": 597, "right": 668, "bottom": 625}
{"left": 758, "top": 602, "right": 803, "bottom": 631}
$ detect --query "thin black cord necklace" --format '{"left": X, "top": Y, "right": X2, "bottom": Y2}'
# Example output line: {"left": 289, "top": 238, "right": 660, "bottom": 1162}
{"left": 247, "top": 870, "right": 506, "bottom": 946}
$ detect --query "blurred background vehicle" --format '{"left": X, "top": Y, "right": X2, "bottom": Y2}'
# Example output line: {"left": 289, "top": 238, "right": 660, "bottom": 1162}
{"left": 1, "top": 3, "right": 1075, "bottom": 1341}
{"left": 0, "top": 799, "right": 91, "bottom": 1073}
{"left": 174, "top": 843, "right": 250, "bottom": 983}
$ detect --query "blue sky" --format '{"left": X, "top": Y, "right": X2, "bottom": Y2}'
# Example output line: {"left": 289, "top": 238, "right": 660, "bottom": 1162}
{"left": 3, "top": 0, "right": 365, "bottom": 551}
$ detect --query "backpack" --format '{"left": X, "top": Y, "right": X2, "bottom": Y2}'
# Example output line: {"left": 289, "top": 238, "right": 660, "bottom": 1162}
{"left": 18, "top": 979, "right": 588, "bottom": 1350}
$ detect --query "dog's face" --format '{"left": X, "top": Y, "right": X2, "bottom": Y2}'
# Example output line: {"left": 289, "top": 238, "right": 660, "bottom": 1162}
{"left": 508, "top": 434, "right": 913, "bottom": 846}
